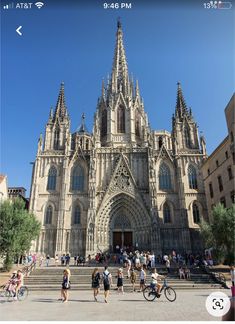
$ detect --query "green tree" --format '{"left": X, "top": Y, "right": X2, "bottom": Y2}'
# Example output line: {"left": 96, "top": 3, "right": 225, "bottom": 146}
{"left": 200, "top": 203, "right": 235, "bottom": 264}
{"left": 0, "top": 198, "right": 41, "bottom": 271}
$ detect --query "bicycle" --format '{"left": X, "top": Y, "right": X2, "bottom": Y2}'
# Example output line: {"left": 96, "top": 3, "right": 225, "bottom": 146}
{"left": 0, "top": 284, "right": 29, "bottom": 301}
{"left": 143, "top": 278, "right": 176, "bottom": 302}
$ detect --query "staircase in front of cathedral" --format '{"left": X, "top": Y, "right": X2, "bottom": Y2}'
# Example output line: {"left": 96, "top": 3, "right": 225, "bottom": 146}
{"left": 24, "top": 265, "right": 224, "bottom": 291}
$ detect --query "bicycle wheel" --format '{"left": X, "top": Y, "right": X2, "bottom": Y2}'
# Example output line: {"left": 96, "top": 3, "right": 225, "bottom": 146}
{"left": 164, "top": 287, "right": 176, "bottom": 302}
{"left": 143, "top": 286, "right": 156, "bottom": 301}
{"left": 0, "top": 286, "right": 6, "bottom": 298}
{"left": 5, "top": 290, "right": 13, "bottom": 302}
{"left": 17, "top": 286, "right": 29, "bottom": 301}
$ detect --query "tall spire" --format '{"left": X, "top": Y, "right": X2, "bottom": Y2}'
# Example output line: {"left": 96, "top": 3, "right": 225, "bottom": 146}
{"left": 111, "top": 18, "right": 128, "bottom": 93}
{"left": 175, "top": 82, "right": 188, "bottom": 119}
{"left": 54, "top": 82, "right": 67, "bottom": 120}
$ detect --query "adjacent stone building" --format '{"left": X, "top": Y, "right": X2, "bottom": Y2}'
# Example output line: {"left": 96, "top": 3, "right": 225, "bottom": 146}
{"left": 0, "top": 174, "right": 8, "bottom": 201}
{"left": 29, "top": 21, "right": 208, "bottom": 257}
{"left": 201, "top": 94, "right": 235, "bottom": 219}
{"left": 8, "top": 187, "right": 29, "bottom": 209}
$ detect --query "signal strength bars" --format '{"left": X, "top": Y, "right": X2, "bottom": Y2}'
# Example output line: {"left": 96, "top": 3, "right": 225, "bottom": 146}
{"left": 3, "top": 2, "right": 13, "bottom": 9}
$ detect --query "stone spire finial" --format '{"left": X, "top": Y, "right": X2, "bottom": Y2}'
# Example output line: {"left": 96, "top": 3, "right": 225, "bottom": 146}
{"left": 117, "top": 17, "right": 121, "bottom": 29}
{"left": 175, "top": 81, "right": 188, "bottom": 119}
{"left": 49, "top": 107, "right": 53, "bottom": 120}
{"left": 54, "top": 82, "right": 67, "bottom": 119}
{"left": 76, "top": 113, "right": 89, "bottom": 134}
{"left": 111, "top": 20, "right": 128, "bottom": 92}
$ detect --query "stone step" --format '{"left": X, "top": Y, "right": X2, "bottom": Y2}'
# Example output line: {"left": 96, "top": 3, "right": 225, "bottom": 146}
{"left": 24, "top": 284, "right": 222, "bottom": 291}
{"left": 23, "top": 266, "right": 224, "bottom": 291}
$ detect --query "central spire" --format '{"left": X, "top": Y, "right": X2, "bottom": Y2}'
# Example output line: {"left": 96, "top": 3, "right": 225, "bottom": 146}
{"left": 54, "top": 82, "right": 68, "bottom": 120}
{"left": 175, "top": 82, "right": 188, "bottom": 119}
{"left": 111, "top": 18, "right": 129, "bottom": 93}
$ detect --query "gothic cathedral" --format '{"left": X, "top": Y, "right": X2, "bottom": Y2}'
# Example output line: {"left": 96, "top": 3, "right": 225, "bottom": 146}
{"left": 29, "top": 21, "right": 208, "bottom": 257}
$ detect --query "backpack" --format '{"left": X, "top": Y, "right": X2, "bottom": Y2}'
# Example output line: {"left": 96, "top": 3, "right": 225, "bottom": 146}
{"left": 103, "top": 272, "right": 109, "bottom": 285}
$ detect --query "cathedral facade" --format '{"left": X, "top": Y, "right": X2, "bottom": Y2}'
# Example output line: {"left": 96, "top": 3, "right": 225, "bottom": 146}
{"left": 29, "top": 22, "right": 208, "bottom": 257}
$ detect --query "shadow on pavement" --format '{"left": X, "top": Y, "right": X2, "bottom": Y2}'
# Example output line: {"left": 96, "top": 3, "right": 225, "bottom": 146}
{"left": 118, "top": 299, "right": 167, "bottom": 303}
{"left": 32, "top": 298, "right": 95, "bottom": 303}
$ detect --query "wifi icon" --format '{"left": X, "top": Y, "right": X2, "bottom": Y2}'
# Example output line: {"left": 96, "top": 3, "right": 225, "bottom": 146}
{"left": 35, "top": 2, "right": 44, "bottom": 9}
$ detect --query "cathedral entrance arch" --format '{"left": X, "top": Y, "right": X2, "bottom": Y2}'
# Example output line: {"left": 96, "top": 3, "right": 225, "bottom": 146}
{"left": 96, "top": 193, "right": 152, "bottom": 253}
{"left": 112, "top": 214, "right": 132, "bottom": 252}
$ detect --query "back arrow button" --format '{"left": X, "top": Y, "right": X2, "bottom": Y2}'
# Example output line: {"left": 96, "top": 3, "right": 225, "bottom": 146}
{"left": 16, "top": 26, "right": 22, "bottom": 36}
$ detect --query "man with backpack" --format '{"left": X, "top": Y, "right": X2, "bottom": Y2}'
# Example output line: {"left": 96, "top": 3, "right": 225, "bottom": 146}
{"left": 102, "top": 266, "right": 112, "bottom": 303}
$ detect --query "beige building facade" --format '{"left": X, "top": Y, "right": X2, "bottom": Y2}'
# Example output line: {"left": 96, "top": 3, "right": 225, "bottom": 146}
{"left": 201, "top": 94, "right": 235, "bottom": 219}
{"left": 29, "top": 22, "right": 208, "bottom": 257}
{"left": 0, "top": 174, "right": 8, "bottom": 201}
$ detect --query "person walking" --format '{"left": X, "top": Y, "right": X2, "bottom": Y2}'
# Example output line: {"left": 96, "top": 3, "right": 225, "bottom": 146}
{"left": 55, "top": 254, "right": 59, "bottom": 267}
{"left": 91, "top": 268, "right": 100, "bottom": 301}
{"left": 60, "top": 269, "right": 71, "bottom": 303}
{"left": 65, "top": 254, "right": 70, "bottom": 267}
{"left": 46, "top": 254, "right": 50, "bottom": 267}
{"left": 139, "top": 266, "right": 146, "bottom": 292}
{"left": 166, "top": 258, "right": 170, "bottom": 274}
{"left": 102, "top": 266, "right": 112, "bottom": 303}
{"left": 126, "top": 258, "right": 131, "bottom": 278}
{"left": 117, "top": 268, "right": 124, "bottom": 294}
{"left": 130, "top": 268, "right": 137, "bottom": 292}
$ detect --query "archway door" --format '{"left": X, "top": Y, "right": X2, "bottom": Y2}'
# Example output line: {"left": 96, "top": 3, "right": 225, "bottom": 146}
{"left": 113, "top": 231, "right": 133, "bottom": 252}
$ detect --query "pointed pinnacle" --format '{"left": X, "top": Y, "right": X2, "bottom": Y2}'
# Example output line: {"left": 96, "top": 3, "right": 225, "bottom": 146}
{"left": 55, "top": 82, "right": 67, "bottom": 119}
{"left": 117, "top": 17, "right": 121, "bottom": 29}
{"left": 136, "top": 79, "right": 140, "bottom": 97}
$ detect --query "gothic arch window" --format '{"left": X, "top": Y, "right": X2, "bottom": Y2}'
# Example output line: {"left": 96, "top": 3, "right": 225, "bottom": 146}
{"left": 101, "top": 109, "right": 107, "bottom": 137}
{"left": 188, "top": 165, "right": 198, "bottom": 189}
{"left": 73, "top": 205, "right": 81, "bottom": 224}
{"left": 71, "top": 165, "right": 84, "bottom": 191}
{"left": 158, "top": 136, "right": 163, "bottom": 149}
{"left": 47, "top": 166, "right": 57, "bottom": 191}
{"left": 114, "top": 214, "right": 131, "bottom": 229}
{"left": 163, "top": 202, "right": 171, "bottom": 223}
{"left": 45, "top": 205, "right": 52, "bottom": 225}
{"left": 193, "top": 202, "right": 200, "bottom": 223}
{"left": 159, "top": 163, "right": 172, "bottom": 190}
{"left": 185, "top": 126, "right": 191, "bottom": 148}
{"left": 117, "top": 105, "right": 125, "bottom": 133}
{"left": 135, "top": 110, "right": 140, "bottom": 137}
{"left": 85, "top": 139, "right": 89, "bottom": 150}
{"left": 54, "top": 128, "right": 60, "bottom": 150}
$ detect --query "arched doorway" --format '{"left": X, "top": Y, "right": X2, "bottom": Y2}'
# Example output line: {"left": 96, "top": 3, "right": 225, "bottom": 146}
{"left": 96, "top": 193, "right": 152, "bottom": 253}
{"left": 112, "top": 214, "right": 132, "bottom": 252}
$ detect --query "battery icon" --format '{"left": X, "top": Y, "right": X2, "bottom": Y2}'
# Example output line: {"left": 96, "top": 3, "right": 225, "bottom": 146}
{"left": 218, "top": 1, "right": 232, "bottom": 9}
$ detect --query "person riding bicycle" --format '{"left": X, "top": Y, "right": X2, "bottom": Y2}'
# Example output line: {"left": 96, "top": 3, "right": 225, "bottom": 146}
{"left": 14, "top": 270, "right": 24, "bottom": 300}
{"left": 6, "top": 270, "right": 18, "bottom": 293}
{"left": 150, "top": 268, "right": 164, "bottom": 296}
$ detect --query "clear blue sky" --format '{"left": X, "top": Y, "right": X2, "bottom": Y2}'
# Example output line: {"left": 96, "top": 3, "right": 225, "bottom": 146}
{"left": 1, "top": 0, "right": 234, "bottom": 195}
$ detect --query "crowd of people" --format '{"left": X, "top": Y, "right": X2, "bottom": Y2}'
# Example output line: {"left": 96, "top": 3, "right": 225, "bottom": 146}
{"left": 5, "top": 248, "right": 235, "bottom": 304}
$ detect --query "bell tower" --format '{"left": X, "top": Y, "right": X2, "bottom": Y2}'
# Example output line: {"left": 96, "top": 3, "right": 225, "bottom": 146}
{"left": 44, "top": 82, "right": 70, "bottom": 152}
{"left": 172, "top": 82, "right": 201, "bottom": 152}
